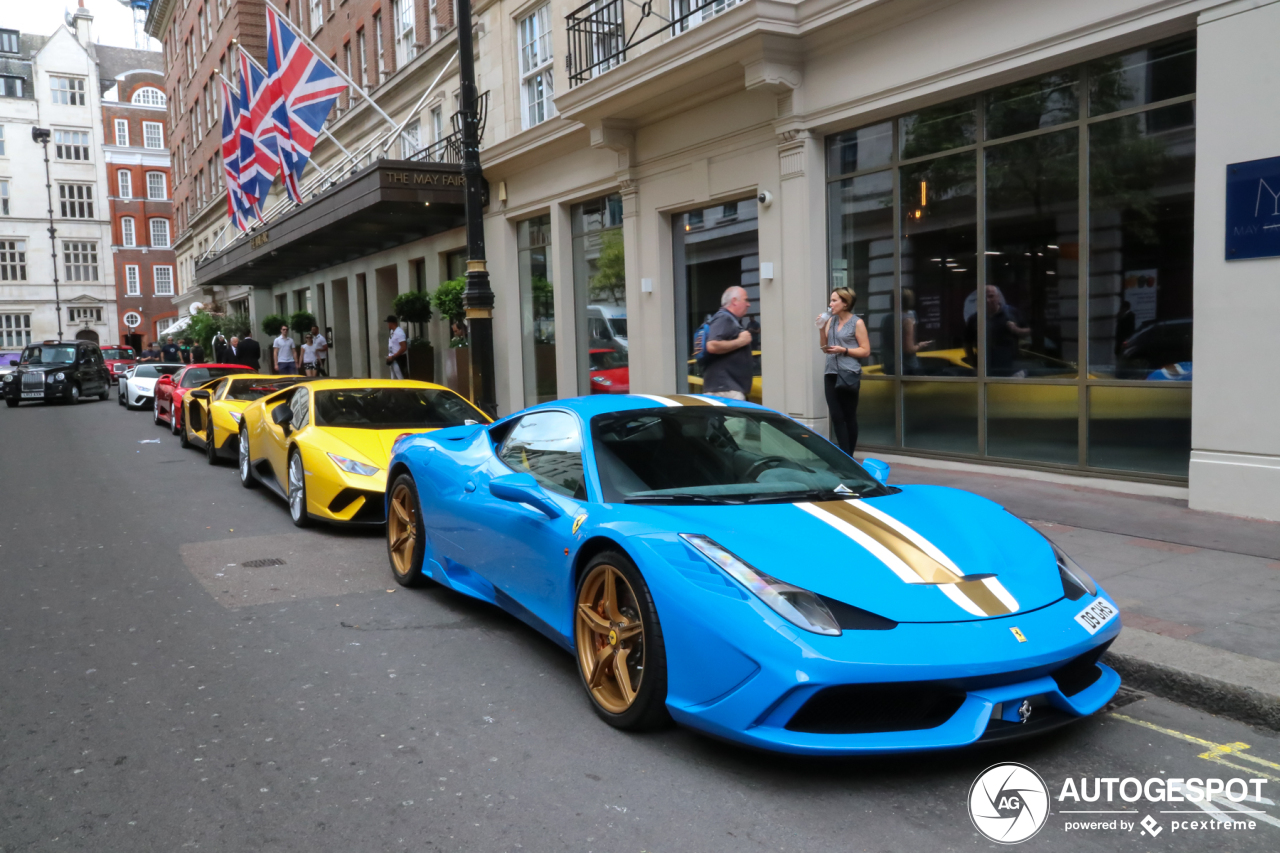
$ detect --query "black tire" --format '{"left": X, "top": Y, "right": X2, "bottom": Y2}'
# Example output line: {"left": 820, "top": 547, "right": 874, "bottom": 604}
{"left": 387, "top": 473, "right": 427, "bottom": 587}
{"left": 153, "top": 398, "right": 163, "bottom": 426}
{"left": 179, "top": 406, "right": 192, "bottom": 448}
{"left": 574, "top": 550, "right": 671, "bottom": 731}
{"left": 171, "top": 407, "right": 182, "bottom": 436}
{"left": 287, "top": 448, "right": 311, "bottom": 528}
{"left": 205, "top": 423, "right": 219, "bottom": 465}
{"left": 117, "top": 387, "right": 125, "bottom": 406}
{"left": 68, "top": 384, "right": 81, "bottom": 405}
{"left": 238, "top": 426, "right": 257, "bottom": 489}
{"left": 5, "top": 398, "right": 17, "bottom": 408}
{"left": 98, "top": 382, "right": 110, "bottom": 401}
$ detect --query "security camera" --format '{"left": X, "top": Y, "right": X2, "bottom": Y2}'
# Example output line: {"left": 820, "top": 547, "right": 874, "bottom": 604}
{"left": 757, "top": 190, "right": 773, "bottom": 208}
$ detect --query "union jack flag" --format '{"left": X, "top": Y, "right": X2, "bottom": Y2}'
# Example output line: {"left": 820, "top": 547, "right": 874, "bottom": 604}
{"left": 219, "top": 78, "right": 257, "bottom": 230}
{"left": 237, "top": 51, "right": 280, "bottom": 208}
{"left": 266, "top": 6, "right": 347, "bottom": 203}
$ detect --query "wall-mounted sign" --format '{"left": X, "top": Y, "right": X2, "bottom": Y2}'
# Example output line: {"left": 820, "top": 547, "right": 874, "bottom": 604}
{"left": 250, "top": 232, "right": 270, "bottom": 249}
{"left": 1226, "top": 156, "right": 1280, "bottom": 260}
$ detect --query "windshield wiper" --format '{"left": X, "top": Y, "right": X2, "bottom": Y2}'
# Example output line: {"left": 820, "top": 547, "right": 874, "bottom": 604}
{"left": 624, "top": 493, "right": 744, "bottom": 505}
{"left": 743, "top": 488, "right": 865, "bottom": 504}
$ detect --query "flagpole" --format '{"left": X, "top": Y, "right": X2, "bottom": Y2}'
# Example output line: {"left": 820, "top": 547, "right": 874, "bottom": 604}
{"left": 381, "top": 50, "right": 458, "bottom": 154}
{"left": 261, "top": 0, "right": 398, "bottom": 130}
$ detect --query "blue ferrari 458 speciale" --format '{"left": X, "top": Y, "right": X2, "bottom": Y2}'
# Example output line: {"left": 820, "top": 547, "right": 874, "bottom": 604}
{"left": 384, "top": 394, "right": 1121, "bottom": 755}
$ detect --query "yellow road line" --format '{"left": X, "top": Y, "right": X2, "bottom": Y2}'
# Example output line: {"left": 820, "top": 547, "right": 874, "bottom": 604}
{"left": 1113, "top": 713, "right": 1280, "bottom": 782}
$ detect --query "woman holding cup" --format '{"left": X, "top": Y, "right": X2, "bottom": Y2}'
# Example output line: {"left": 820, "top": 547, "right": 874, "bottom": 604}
{"left": 816, "top": 287, "right": 871, "bottom": 456}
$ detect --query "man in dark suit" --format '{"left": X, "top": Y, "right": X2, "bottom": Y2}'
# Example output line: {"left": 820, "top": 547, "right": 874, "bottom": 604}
{"left": 237, "top": 331, "right": 262, "bottom": 372}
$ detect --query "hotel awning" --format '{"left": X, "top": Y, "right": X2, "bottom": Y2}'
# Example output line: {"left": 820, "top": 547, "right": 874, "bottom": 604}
{"left": 194, "top": 159, "right": 473, "bottom": 290}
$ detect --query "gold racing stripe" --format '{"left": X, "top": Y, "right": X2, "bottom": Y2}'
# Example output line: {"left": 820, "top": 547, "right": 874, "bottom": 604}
{"left": 664, "top": 394, "right": 714, "bottom": 406}
{"left": 808, "top": 500, "right": 1013, "bottom": 617}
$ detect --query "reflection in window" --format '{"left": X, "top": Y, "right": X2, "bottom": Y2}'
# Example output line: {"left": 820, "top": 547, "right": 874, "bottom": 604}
{"left": 1088, "top": 104, "right": 1195, "bottom": 378}
{"left": 827, "top": 171, "right": 894, "bottom": 372}
{"left": 827, "top": 121, "right": 892, "bottom": 176}
{"left": 987, "top": 382, "right": 1078, "bottom": 465}
{"left": 984, "top": 129, "right": 1079, "bottom": 377}
{"left": 899, "top": 100, "right": 976, "bottom": 160}
{"left": 985, "top": 71, "right": 1079, "bottom": 140}
{"left": 571, "top": 195, "right": 624, "bottom": 395}
{"left": 1089, "top": 36, "right": 1196, "bottom": 117}
{"left": 518, "top": 216, "right": 556, "bottom": 405}
{"left": 498, "top": 411, "right": 586, "bottom": 499}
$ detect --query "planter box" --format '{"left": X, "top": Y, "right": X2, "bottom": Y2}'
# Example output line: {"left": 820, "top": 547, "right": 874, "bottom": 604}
{"left": 444, "top": 346, "right": 471, "bottom": 400}
{"left": 408, "top": 342, "right": 435, "bottom": 383}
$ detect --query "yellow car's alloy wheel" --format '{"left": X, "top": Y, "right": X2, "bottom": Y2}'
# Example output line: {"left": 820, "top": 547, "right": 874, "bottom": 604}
{"left": 388, "top": 483, "right": 417, "bottom": 578}
{"left": 575, "top": 563, "right": 646, "bottom": 714}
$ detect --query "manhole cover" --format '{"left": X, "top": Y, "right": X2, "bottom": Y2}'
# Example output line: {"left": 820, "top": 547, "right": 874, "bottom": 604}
{"left": 241, "top": 558, "right": 287, "bottom": 568}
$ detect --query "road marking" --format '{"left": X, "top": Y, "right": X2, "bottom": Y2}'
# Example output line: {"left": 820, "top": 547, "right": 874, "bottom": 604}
{"left": 1112, "top": 713, "right": 1280, "bottom": 782}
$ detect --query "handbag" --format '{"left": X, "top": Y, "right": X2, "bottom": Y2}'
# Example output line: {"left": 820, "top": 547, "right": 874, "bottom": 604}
{"left": 827, "top": 318, "right": 862, "bottom": 392}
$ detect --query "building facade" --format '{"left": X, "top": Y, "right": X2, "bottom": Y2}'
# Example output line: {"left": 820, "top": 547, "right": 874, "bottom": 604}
{"left": 103, "top": 65, "right": 176, "bottom": 349}
{"left": 161, "top": 0, "right": 1280, "bottom": 523}
{"left": 0, "top": 9, "right": 118, "bottom": 349}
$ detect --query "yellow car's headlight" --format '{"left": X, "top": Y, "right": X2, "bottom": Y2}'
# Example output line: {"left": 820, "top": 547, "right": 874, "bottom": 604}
{"left": 229, "top": 411, "right": 242, "bottom": 423}
{"left": 327, "top": 452, "right": 379, "bottom": 477}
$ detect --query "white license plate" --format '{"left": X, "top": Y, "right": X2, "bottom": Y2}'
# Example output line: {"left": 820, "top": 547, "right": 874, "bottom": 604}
{"left": 1075, "top": 598, "right": 1118, "bottom": 635}
{"left": 21, "top": 392, "right": 42, "bottom": 399}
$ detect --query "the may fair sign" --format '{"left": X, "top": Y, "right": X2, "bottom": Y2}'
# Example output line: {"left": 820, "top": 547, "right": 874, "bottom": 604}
{"left": 1225, "top": 156, "right": 1280, "bottom": 259}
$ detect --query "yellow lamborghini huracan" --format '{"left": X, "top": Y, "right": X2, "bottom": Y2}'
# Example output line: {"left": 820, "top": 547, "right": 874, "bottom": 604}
{"left": 236, "top": 379, "right": 490, "bottom": 527}
{"left": 181, "top": 375, "right": 307, "bottom": 463}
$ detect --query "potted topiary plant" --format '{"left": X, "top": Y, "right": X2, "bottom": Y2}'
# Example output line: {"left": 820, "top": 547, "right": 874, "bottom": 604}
{"left": 433, "top": 277, "right": 469, "bottom": 398}
{"left": 392, "top": 290, "right": 434, "bottom": 382}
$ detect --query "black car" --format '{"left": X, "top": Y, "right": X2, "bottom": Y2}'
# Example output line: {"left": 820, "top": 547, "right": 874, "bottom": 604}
{"left": 2, "top": 341, "right": 112, "bottom": 407}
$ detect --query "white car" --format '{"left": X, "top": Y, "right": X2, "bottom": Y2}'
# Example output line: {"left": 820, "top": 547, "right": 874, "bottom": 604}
{"left": 587, "top": 304, "right": 627, "bottom": 350}
{"left": 119, "top": 363, "right": 183, "bottom": 410}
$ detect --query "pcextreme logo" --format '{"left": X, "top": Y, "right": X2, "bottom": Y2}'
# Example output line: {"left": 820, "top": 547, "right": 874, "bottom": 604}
{"left": 969, "top": 763, "right": 1051, "bottom": 844}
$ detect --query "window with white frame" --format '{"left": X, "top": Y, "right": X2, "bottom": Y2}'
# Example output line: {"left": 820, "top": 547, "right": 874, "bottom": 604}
{"left": 310, "top": 0, "right": 323, "bottom": 32}
{"left": 1, "top": 313, "right": 32, "bottom": 348}
{"left": 1, "top": 76, "right": 22, "bottom": 98}
{"left": 374, "top": 13, "right": 386, "bottom": 80}
{"left": 143, "top": 121, "right": 164, "bottom": 148}
{"left": 147, "top": 171, "right": 166, "bottom": 200}
{"left": 63, "top": 241, "right": 99, "bottom": 281}
{"left": 121, "top": 216, "right": 136, "bottom": 247}
{"left": 156, "top": 316, "right": 175, "bottom": 336}
{"left": 357, "top": 28, "right": 368, "bottom": 92}
{"left": 428, "top": 0, "right": 438, "bottom": 39}
{"left": 518, "top": 5, "right": 555, "bottom": 129}
{"left": 125, "top": 264, "right": 140, "bottom": 295}
{"left": 59, "top": 184, "right": 94, "bottom": 218}
{"left": 400, "top": 119, "right": 421, "bottom": 158}
{"left": 393, "top": 0, "right": 415, "bottom": 68}
{"left": 199, "top": 7, "right": 208, "bottom": 49}
{"left": 132, "top": 87, "right": 166, "bottom": 107}
{"left": 0, "top": 29, "right": 19, "bottom": 54}
{"left": 54, "top": 129, "right": 91, "bottom": 161}
{"left": 430, "top": 105, "right": 443, "bottom": 143}
{"left": 150, "top": 218, "right": 170, "bottom": 248}
{"left": 0, "top": 124, "right": 5, "bottom": 155}
{"left": 0, "top": 240, "right": 25, "bottom": 280}
{"left": 0, "top": 179, "right": 8, "bottom": 216}
{"left": 114, "top": 118, "right": 129, "bottom": 146}
{"left": 50, "top": 76, "right": 86, "bottom": 106}
{"left": 70, "top": 307, "right": 103, "bottom": 323}
{"left": 123, "top": 310, "right": 141, "bottom": 329}
{"left": 118, "top": 170, "right": 133, "bottom": 198}
{"left": 154, "top": 265, "right": 174, "bottom": 296}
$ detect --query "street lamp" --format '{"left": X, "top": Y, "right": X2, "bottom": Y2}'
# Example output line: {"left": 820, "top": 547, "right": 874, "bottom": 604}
{"left": 32, "top": 126, "right": 64, "bottom": 340}
{"left": 455, "top": 0, "right": 496, "bottom": 417}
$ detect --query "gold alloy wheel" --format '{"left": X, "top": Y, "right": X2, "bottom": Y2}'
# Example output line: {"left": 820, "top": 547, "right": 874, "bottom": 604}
{"left": 387, "top": 483, "right": 417, "bottom": 577}
{"left": 575, "top": 563, "right": 646, "bottom": 714}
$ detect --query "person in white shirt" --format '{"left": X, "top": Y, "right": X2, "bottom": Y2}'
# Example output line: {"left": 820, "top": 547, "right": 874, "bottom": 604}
{"left": 386, "top": 315, "right": 408, "bottom": 380}
{"left": 310, "top": 325, "right": 329, "bottom": 377}
{"left": 301, "top": 334, "right": 318, "bottom": 377}
{"left": 273, "top": 325, "right": 298, "bottom": 375}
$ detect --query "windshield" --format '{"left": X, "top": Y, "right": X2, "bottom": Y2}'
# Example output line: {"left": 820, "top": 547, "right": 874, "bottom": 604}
{"left": 226, "top": 377, "right": 304, "bottom": 401}
{"left": 589, "top": 349, "right": 628, "bottom": 370}
{"left": 101, "top": 348, "right": 133, "bottom": 360}
{"left": 609, "top": 318, "right": 627, "bottom": 338}
{"left": 314, "top": 387, "right": 485, "bottom": 429}
{"left": 20, "top": 345, "right": 76, "bottom": 366}
{"left": 181, "top": 366, "right": 249, "bottom": 388}
{"left": 133, "top": 364, "right": 183, "bottom": 379}
{"left": 591, "top": 408, "right": 888, "bottom": 504}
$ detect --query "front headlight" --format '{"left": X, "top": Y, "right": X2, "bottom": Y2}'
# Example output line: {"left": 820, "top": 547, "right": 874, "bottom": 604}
{"left": 51, "top": 372, "right": 65, "bottom": 383}
{"left": 1050, "top": 540, "right": 1097, "bottom": 600}
{"left": 2, "top": 374, "right": 12, "bottom": 383}
{"left": 327, "top": 452, "right": 379, "bottom": 477}
{"left": 591, "top": 376, "right": 613, "bottom": 386}
{"left": 229, "top": 411, "right": 242, "bottom": 424}
{"left": 681, "top": 534, "right": 841, "bottom": 636}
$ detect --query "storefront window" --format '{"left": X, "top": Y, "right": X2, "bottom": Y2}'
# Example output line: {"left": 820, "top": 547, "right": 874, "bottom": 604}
{"left": 517, "top": 216, "right": 555, "bottom": 405}
{"left": 571, "top": 195, "right": 624, "bottom": 395}
{"left": 673, "top": 199, "right": 760, "bottom": 400}
{"left": 825, "top": 34, "right": 1195, "bottom": 477}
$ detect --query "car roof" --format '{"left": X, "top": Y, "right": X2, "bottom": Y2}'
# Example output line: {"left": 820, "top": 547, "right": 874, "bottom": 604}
{"left": 301, "top": 378, "right": 459, "bottom": 392}
{"left": 498, "top": 393, "right": 767, "bottom": 424}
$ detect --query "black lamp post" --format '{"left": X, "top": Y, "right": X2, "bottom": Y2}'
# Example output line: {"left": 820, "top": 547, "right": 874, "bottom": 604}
{"left": 33, "top": 126, "right": 64, "bottom": 340}
{"left": 455, "top": 0, "right": 496, "bottom": 416}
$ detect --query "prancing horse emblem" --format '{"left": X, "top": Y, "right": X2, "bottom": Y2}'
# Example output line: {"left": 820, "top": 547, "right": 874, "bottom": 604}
{"left": 1018, "top": 700, "right": 1033, "bottom": 724}
{"left": 572, "top": 514, "right": 587, "bottom": 535}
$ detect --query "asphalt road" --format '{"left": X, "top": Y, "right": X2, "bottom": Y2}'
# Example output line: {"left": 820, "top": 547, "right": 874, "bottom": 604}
{"left": 3, "top": 395, "right": 1280, "bottom": 853}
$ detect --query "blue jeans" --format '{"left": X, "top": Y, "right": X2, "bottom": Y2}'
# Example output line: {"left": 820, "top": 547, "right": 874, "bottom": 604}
{"left": 278, "top": 361, "right": 296, "bottom": 375}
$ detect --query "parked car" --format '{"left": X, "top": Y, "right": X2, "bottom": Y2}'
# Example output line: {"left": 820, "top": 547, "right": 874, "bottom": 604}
{"left": 181, "top": 374, "right": 307, "bottom": 463}
{"left": 119, "top": 362, "right": 184, "bottom": 410}
{"left": 588, "top": 348, "right": 630, "bottom": 394}
{"left": 154, "top": 364, "right": 253, "bottom": 434}
{"left": 1117, "top": 318, "right": 1193, "bottom": 379}
{"left": 99, "top": 345, "right": 137, "bottom": 385}
{"left": 236, "top": 379, "right": 490, "bottom": 527}
{"left": 2, "top": 340, "right": 112, "bottom": 407}
{"left": 385, "top": 396, "right": 1121, "bottom": 754}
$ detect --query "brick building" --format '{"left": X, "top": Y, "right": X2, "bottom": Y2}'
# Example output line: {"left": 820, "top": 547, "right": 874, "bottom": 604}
{"left": 102, "top": 65, "right": 176, "bottom": 349}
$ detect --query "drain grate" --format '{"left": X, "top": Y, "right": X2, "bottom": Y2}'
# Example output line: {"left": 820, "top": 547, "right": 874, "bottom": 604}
{"left": 241, "top": 558, "right": 287, "bottom": 568}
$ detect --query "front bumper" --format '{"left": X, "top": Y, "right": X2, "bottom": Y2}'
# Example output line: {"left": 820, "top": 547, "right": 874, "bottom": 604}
{"left": 3, "top": 380, "right": 71, "bottom": 402}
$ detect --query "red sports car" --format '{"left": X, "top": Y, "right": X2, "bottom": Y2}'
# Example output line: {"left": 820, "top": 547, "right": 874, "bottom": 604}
{"left": 154, "top": 363, "right": 252, "bottom": 435}
{"left": 588, "top": 347, "right": 630, "bottom": 394}
{"left": 99, "top": 345, "right": 136, "bottom": 385}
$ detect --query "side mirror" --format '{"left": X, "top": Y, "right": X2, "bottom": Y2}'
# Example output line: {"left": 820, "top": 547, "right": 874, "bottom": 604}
{"left": 862, "top": 458, "right": 891, "bottom": 485}
{"left": 190, "top": 390, "right": 211, "bottom": 401}
{"left": 271, "top": 404, "right": 293, "bottom": 428}
{"left": 157, "top": 374, "right": 173, "bottom": 385}
{"left": 488, "top": 472, "right": 562, "bottom": 520}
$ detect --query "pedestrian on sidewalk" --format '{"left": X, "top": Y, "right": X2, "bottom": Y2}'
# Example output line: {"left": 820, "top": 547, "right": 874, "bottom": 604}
{"left": 190, "top": 338, "right": 205, "bottom": 364}
{"left": 817, "top": 287, "right": 869, "bottom": 456}
{"left": 701, "top": 286, "right": 754, "bottom": 401}
{"left": 212, "top": 332, "right": 229, "bottom": 363}
{"left": 310, "top": 325, "right": 329, "bottom": 376}
{"left": 273, "top": 325, "right": 297, "bottom": 376}
{"left": 301, "top": 334, "right": 317, "bottom": 377}
{"left": 238, "top": 332, "right": 261, "bottom": 372}
{"left": 385, "top": 315, "right": 408, "bottom": 380}
{"left": 161, "top": 336, "right": 181, "bottom": 363}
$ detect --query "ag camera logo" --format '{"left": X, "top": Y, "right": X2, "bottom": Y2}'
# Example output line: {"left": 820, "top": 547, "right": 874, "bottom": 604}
{"left": 969, "top": 763, "right": 1051, "bottom": 844}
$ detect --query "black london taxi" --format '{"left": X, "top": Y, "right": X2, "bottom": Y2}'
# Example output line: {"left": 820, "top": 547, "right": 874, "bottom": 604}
{"left": 2, "top": 340, "right": 112, "bottom": 407}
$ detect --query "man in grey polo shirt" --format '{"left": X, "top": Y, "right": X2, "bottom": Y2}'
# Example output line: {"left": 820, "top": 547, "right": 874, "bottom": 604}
{"left": 701, "top": 286, "right": 754, "bottom": 401}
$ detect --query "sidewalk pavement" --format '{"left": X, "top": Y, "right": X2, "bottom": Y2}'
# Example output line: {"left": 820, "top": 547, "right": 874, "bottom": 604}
{"left": 882, "top": 458, "right": 1280, "bottom": 731}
